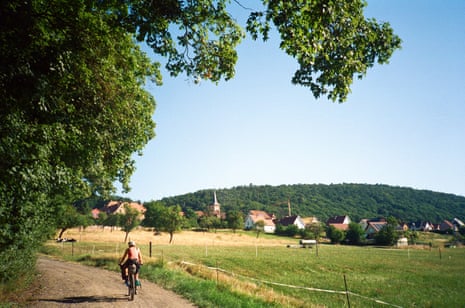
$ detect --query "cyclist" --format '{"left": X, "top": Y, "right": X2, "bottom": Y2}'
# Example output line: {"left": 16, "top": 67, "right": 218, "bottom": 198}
{"left": 119, "top": 241, "right": 143, "bottom": 286}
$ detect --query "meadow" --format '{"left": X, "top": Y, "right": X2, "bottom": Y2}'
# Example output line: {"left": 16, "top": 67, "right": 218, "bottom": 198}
{"left": 43, "top": 228, "right": 465, "bottom": 307}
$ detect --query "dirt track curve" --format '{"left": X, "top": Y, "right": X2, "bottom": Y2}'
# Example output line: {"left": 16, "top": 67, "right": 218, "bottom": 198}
{"left": 28, "top": 256, "right": 196, "bottom": 307}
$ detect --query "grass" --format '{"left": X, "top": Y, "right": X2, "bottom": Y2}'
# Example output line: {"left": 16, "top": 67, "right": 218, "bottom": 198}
{"left": 40, "top": 228, "right": 465, "bottom": 307}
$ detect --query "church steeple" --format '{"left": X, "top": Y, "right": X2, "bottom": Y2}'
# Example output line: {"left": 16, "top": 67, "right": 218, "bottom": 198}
{"left": 209, "top": 191, "right": 221, "bottom": 217}
{"left": 213, "top": 191, "right": 219, "bottom": 205}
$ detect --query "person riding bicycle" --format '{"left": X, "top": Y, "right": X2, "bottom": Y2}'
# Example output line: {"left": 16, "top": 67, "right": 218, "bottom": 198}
{"left": 119, "top": 241, "right": 143, "bottom": 286}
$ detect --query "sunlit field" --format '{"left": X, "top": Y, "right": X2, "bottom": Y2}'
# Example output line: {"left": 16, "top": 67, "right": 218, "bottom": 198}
{"left": 46, "top": 228, "right": 465, "bottom": 307}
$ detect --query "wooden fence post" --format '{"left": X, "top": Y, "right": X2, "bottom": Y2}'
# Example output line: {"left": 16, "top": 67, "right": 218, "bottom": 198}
{"left": 343, "top": 274, "right": 351, "bottom": 308}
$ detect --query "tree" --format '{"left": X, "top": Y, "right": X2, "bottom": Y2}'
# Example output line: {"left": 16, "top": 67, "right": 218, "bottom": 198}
{"left": 1, "top": 0, "right": 157, "bottom": 282}
{"left": 119, "top": 205, "right": 143, "bottom": 243}
{"left": 198, "top": 216, "right": 215, "bottom": 232}
{"left": 54, "top": 204, "right": 91, "bottom": 239}
{"left": 326, "top": 225, "right": 345, "bottom": 244}
{"left": 0, "top": 0, "right": 401, "bottom": 283}
{"left": 143, "top": 202, "right": 185, "bottom": 243}
{"left": 226, "top": 210, "right": 244, "bottom": 233}
{"left": 247, "top": 1, "right": 401, "bottom": 102}
{"left": 254, "top": 220, "right": 265, "bottom": 238}
{"left": 375, "top": 216, "right": 399, "bottom": 246}
{"left": 346, "top": 222, "right": 365, "bottom": 245}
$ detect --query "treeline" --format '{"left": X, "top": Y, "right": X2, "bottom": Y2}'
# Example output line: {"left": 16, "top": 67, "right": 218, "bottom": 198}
{"left": 158, "top": 184, "right": 465, "bottom": 222}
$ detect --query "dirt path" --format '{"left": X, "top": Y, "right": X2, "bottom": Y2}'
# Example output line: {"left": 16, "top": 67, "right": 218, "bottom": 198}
{"left": 27, "top": 256, "right": 196, "bottom": 307}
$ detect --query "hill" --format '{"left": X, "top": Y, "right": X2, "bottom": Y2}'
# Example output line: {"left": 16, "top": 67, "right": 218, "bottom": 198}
{"left": 158, "top": 183, "right": 465, "bottom": 223}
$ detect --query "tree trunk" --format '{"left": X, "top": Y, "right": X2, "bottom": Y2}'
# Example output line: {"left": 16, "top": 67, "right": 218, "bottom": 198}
{"left": 124, "top": 231, "right": 129, "bottom": 243}
{"left": 169, "top": 232, "right": 174, "bottom": 244}
{"left": 58, "top": 228, "right": 67, "bottom": 239}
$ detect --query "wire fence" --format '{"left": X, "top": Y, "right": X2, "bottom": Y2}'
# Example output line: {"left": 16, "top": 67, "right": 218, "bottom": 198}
{"left": 179, "top": 260, "right": 403, "bottom": 308}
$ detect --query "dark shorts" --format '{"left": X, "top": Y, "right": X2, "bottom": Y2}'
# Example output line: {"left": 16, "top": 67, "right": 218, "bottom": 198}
{"left": 123, "top": 258, "right": 140, "bottom": 274}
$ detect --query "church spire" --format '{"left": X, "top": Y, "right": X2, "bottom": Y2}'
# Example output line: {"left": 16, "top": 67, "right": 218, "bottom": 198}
{"left": 213, "top": 191, "right": 219, "bottom": 205}
{"left": 210, "top": 191, "right": 221, "bottom": 217}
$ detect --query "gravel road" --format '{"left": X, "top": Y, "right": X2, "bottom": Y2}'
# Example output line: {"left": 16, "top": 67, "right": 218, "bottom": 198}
{"left": 27, "top": 256, "right": 196, "bottom": 307}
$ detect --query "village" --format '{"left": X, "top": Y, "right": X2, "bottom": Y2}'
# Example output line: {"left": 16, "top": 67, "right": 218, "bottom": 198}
{"left": 89, "top": 192, "right": 465, "bottom": 246}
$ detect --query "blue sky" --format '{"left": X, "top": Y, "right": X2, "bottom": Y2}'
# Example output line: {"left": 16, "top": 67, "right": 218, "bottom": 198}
{"left": 119, "top": 0, "right": 465, "bottom": 202}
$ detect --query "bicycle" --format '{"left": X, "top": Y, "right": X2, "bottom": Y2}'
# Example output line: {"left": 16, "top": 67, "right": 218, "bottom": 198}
{"left": 127, "top": 263, "right": 138, "bottom": 301}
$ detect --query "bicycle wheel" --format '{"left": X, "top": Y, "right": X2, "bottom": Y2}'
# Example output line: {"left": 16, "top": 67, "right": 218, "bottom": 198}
{"left": 128, "top": 270, "right": 135, "bottom": 300}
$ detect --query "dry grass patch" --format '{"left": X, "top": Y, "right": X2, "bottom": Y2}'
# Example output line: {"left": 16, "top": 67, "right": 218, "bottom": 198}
{"left": 62, "top": 227, "right": 294, "bottom": 247}
{"left": 176, "top": 260, "right": 308, "bottom": 307}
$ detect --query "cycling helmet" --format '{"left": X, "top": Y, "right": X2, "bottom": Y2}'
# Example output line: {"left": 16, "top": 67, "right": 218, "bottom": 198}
{"left": 128, "top": 241, "right": 136, "bottom": 247}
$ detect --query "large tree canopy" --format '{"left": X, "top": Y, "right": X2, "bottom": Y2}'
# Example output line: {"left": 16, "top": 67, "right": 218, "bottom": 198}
{"left": 0, "top": 0, "right": 400, "bottom": 283}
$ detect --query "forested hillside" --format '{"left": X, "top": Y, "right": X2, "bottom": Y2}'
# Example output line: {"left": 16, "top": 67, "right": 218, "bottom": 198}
{"left": 158, "top": 184, "right": 465, "bottom": 223}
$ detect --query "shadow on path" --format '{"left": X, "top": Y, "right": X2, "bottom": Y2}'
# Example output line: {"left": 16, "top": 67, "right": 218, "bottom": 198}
{"left": 37, "top": 294, "right": 128, "bottom": 304}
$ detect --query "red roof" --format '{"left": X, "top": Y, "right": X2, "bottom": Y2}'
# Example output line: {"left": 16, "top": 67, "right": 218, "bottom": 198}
{"left": 330, "top": 223, "right": 349, "bottom": 231}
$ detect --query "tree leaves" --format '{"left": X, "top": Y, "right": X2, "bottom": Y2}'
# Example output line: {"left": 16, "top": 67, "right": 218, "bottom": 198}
{"left": 246, "top": 0, "right": 401, "bottom": 102}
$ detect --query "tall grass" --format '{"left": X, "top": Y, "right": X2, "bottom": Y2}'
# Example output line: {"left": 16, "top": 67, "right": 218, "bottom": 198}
{"left": 40, "top": 231, "right": 465, "bottom": 307}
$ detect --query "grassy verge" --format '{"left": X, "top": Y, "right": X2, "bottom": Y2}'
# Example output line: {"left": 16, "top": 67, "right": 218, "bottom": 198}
{"left": 39, "top": 229, "right": 465, "bottom": 307}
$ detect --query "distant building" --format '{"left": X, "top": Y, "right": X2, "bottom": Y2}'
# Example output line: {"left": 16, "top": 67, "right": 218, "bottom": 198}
{"left": 410, "top": 221, "right": 434, "bottom": 232}
{"left": 439, "top": 220, "right": 454, "bottom": 232}
{"left": 360, "top": 217, "right": 386, "bottom": 231}
{"left": 326, "top": 215, "right": 351, "bottom": 231}
{"left": 208, "top": 191, "right": 222, "bottom": 218}
{"left": 100, "top": 200, "right": 146, "bottom": 220}
{"left": 276, "top": 215, "right": 306, "bottom": 230}
{"left": 301, "top": 216, "right": 319, "bottom": 227}
{"left": 452, "top": 218, "right": 464, "bottom": 230}
{"left": 244, "top": 210, "right": 276, "bottom": 233}
{"left": 365, "top": 221, "right": 387, "bottom": 239}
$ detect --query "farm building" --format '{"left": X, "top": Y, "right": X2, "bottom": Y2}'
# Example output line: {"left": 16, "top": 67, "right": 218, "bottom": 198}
{"left": 276, "top": 215, "right": 306, "bottom": 230}
{"left": 98, "top": 200, "right": 146, "bottom": 220}
{"left": 365, "top": 221, "right": 387, "bottom": 239}
{"left": 326, "top": 215, "right": 351, "bottom": 231}
{"left": 244, "top": 210, "right": 276, "bottom": 233}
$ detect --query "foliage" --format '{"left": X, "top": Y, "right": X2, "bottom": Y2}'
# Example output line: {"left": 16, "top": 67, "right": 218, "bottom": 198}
{"left": 374, "top": 216, "right": 399, "bottom": 246}
{"left": 275, "top": 224, "right": 299, "bottom": 237}
{"left": 161, "top": 184, "right": 465, "bottom": 223}
{"left": 247, "top": 0, "right": 401, "bottom": 102}
{"left": 118, "top": 205, "right": 142, "bottom": 243}
{"left": 459, "top": 226, "right": 465, "bottom": 236}
{"left": 225, "top": 210, "right": 244, "bottom": 232}
{"left": 254, "top": 220, "right": 265, "bottom": 238}
{"left": 345, "top": 222, "right": 365, "bottom": 245}
{"left": 143, "top": 202, "right": 185, "bottom": 243}
{"left": 0, "top": 0, "right": 156, "bottom": 283}
{"left": 326, "top": 225, "right": 345, "bottom": 244}
{"left": 54, "top": 203, "right": 92, "bottom": 239}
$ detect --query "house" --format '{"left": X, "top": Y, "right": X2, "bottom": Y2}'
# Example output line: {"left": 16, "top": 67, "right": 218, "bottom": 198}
{"left": 101, "top": 200, "right": 146, "bottom": 219}
{"left": 439, "top": 220, "right": 454, "bottom": 232}
{"left": 452, "top": 218, "right": 464, "bottom": 230}
{"left": 410, "top": 221, "right": 434, "bottom": 232}
{"left": 326, "top": 215, "right": 351, "bottom": 231}
{"left": 276, "top": 215, "right": 306, "bottom": 230}
{"left": 301, "top": 216, "right": 319, "bottom": 227}
{"left": 365, "top": 221, "right": 387, "bottom": 239}
{"left": 360, "top": 217, "right": 386, "bottom": 231}
{"left": 397, "top": 222, "right": 409, "bottom": 232}
{"left": 244, "top": 210, "right": 276, "bottom": 233}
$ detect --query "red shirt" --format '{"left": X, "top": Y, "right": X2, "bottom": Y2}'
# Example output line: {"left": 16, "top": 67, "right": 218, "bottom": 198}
{"left": 127, "top": 246, "right": 138, "bottom": 260}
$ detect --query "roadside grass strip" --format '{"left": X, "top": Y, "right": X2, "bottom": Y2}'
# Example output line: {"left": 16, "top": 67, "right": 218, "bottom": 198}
{"left": 180, "top": 261, "right": 403, "bottom": 308}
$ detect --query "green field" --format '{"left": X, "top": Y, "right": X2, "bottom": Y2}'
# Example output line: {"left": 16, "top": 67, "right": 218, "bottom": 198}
{"left": 43, "top": 231, "right": 465, "bottom": 307}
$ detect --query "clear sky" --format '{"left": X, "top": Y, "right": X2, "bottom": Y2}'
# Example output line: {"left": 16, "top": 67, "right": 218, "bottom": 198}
{"left": 118, "top": 0, "right": 465, "bottom": 202}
